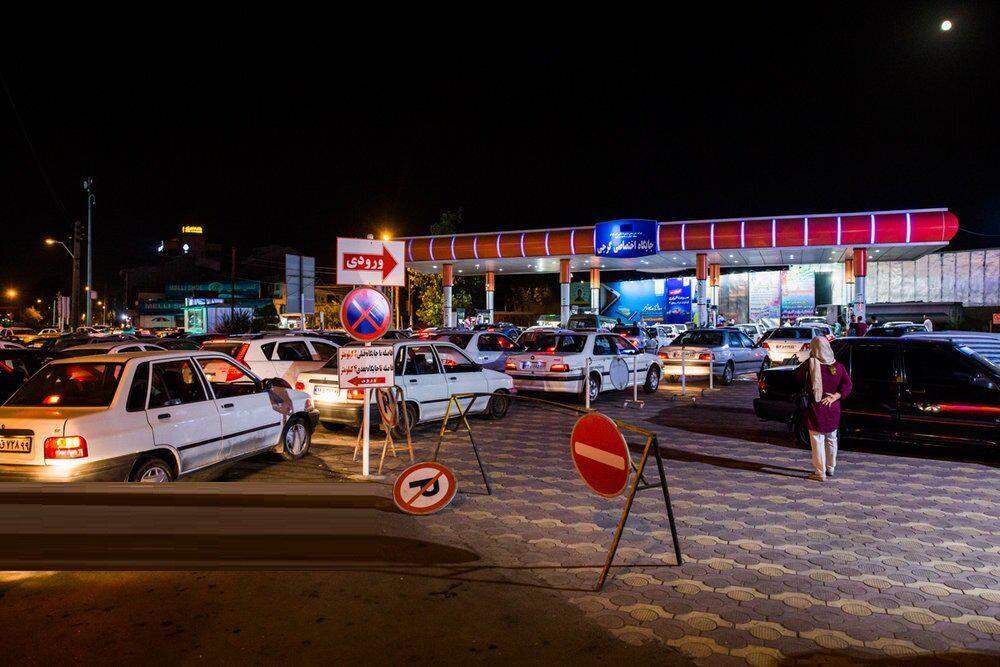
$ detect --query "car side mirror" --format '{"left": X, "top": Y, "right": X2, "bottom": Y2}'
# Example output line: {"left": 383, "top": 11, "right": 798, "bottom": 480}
{"left": 263, "top": 377, "right": 292, "bottom": 390}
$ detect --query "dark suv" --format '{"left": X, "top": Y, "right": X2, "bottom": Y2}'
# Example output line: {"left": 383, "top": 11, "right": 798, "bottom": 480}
{"left": 754, "top": 337, "right": 999, "bottom": 448}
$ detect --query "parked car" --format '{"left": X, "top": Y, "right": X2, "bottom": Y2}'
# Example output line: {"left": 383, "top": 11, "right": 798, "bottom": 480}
{"left": 566, "top": 313, "right": 616, "bottom": 331}
{"left": 866, "top": 324, "right": 928, "bottom": 337}
{"left": 658, "top": 327, "right": 765, "bottom": 385}
{"left": 472, "top": 322, "right": 521, "bottom": 339}
{"left": 505, "top": 330, "right": 661, "bottom": 403}
{"left": 794, "top": 316, "right": 827, "bottom": 327}
{"left": 0, "top": 350, "right": 317, "bottom": 481}
{"left": 760, "top": 326, "right": 833, "bottom": 368}
{"left": 155, "top": 339, "right": 202, "bottom": 351}
{"left": 0, "top": 341, "right": 26, "bottom": 350}
{"left": 200, "top": 333, "right": 340, "bottom": 385}
{"left": 1, "top": 327, "right": 35, "bottom": 343}
{"left": 296, "top": 340, "right": 513, "bottom": 432}
{"left": 612, "top": 324, "right": 660, "bottom": 354}
{"left": 754, "top": 337, "right": 999, "bottom": 448}
{"left": 61, "top": 341, "right": 167, "bottom": 357}
{"left": 735, "top": 323, "right": 766, "bottom": 343}
{"left": 0, "top": 348, "right": 60, "bottom": 403}
{"left": 429, "top": 330, "right": 523, "bottom": 371}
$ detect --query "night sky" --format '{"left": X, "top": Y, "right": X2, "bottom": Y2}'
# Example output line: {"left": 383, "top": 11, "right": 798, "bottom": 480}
{"left": 2, "top": 2, "right": 998, "bottom": 306}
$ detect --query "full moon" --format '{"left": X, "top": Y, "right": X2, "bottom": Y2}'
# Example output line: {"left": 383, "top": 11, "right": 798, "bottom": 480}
{"left": 941, "top": 19, "right": 953, "bottom": 31}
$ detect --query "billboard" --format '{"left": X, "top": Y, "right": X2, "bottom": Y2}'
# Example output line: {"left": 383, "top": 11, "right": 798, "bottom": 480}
{"left": 780, "top": 265, "right": 816, "bottom": 318}
{"left": 749, "top": 271, "right": 781, "bottom": 321}
{"left": 603, "top": 277, "right": 691, "bottom": 324}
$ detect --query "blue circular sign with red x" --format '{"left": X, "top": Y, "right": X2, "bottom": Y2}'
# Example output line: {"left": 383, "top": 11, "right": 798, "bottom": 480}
{"left": 341, "top": 287, "right": 391, "bottom": 342}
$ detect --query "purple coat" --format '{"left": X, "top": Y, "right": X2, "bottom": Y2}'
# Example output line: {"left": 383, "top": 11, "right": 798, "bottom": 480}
{"left": 795, "top": 361, "right": 853, "bottom": 433}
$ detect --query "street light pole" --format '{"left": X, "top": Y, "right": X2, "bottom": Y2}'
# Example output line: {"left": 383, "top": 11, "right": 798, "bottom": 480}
{"left": 83, "top": 178, "right": 95, "bottom": 327}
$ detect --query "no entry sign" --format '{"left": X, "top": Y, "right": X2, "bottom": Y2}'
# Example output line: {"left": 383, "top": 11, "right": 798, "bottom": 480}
{"left": 392, "top": 462, "right": 457, "bottom": 515}
{"left": 570, "top": 413, "right": 631, "bottom": 497}
{"left": 341, "top": 287, "right": 391, "bottom": 342}
{"left": 337, "top": 237, "right": 405, "bottom": 287}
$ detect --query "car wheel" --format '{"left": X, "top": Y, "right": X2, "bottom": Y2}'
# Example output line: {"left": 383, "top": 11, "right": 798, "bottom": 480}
{"left": 486, "top": 390, "right": 511, "bottom": 419}
{"left": 392, "top": 402, "right": 418, "bottom": 438}
{"left": 720, "top": 361, "right": 735, "bottom": 386}
{"left": 280, "top": 416, "right": 311, "bottom": 461}
{"left": 588, "top": 373, "right": 602, "bottom": 403}
{"left": 643, "top": 366, "right": 660, "bottom": 393}
{"left": 130, "top": 456, "right": 175, "bottom": 483}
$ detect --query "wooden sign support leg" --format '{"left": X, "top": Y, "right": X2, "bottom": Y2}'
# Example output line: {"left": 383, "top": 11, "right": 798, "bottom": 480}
{"left": 596, "top": 434, "right": 681, "bottom": 591}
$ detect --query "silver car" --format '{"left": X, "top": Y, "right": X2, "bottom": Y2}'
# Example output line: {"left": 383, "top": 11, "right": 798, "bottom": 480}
{"left": 429, "top": 330, "right": 523, "bottom": 372}
{"left": 657, "top": 327, "right": 766, "bottom": 385}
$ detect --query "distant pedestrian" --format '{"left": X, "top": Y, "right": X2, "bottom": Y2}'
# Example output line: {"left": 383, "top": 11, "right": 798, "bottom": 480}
{"left": 855, "top": 316, "right": 868, "bottom": 336}
{"left": 834, "top": 318, "right": 845, "bottom": 337}
{"left": 922, "top": 314, "right": 933, "bottom": 331}
{"left": 796, "top": 336, "right": 853, "bottom": 481}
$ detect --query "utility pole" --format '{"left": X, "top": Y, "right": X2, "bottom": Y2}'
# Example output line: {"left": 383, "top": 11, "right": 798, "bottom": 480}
{"left": 83, "top": 177, "right": 95, "bottom": 327}
{"left": 71, "top": 220, "right": 82, "bottom": 329}
{"left": 230, "top": 246, "right": 236, "bottom": 320}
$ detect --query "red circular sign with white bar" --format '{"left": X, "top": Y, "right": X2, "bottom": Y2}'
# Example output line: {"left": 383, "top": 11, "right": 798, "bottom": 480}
{"left": 570, "top": 413, "right": 631, "bottom": 497}
{"left": 392, "top": 462, "right": 457, "bottom": 515}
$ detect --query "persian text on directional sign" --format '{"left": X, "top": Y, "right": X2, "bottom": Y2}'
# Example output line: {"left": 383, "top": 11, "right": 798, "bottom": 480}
{"left": 570, "top": 412, "right": 631, "bottom": 497}
{"left": 341, "top": 287, "right": 392, "bottom": 342}
{"left": 337, "top": 237, "right": 405, "bottom": 287}
{"left": 392, "top": 462, "right": 457, "bottom": 515}
{"left": 338, "top": 344, "right": 395, "bottom": 389}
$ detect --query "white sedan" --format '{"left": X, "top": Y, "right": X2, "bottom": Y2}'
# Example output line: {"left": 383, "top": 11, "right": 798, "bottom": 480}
{"left": 0, "top": 350, "right": 318, "bottom": 482}
{"left": 297, "top": 340, "right": 514, "bottom": 432}
{"left": 504, "top": 330, "right": 661, "bottom": 403}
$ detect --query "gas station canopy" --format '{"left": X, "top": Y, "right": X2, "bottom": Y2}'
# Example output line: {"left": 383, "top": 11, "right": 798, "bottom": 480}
{"left": 401, "top": 208, "right": 958, "bottom": 275}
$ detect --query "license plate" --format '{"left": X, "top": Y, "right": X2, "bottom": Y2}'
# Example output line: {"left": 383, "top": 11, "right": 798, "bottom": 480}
{"left": 0, "top": 436, "right": 31, "bottom": 453}
{"left": 313, "top": 386, "right": 338, "bottom": 397}
{"left": 521, "top": 361, "right": 544, "bottom": 369}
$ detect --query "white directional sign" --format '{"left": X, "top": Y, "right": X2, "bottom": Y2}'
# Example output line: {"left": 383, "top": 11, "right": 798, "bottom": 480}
{"left": 338, "top": 345, "right": 395, "bottom": 389}
{"left": 337, "top": 238, "right": 405, "bottom": 287}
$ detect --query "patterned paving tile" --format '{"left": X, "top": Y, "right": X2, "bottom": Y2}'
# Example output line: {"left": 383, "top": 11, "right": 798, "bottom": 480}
{"left": 260, "top": 378, "right": 1000, "bottom": 664}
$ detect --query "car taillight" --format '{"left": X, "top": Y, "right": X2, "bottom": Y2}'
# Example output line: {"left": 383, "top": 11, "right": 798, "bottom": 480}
{"left": 826, "top": 335, "right": 835, "bottom": 342}
{"left": 800, "top": 343, "right": 810, "bottom": 351}
{"left": 235, "top": 343, "right": 250, "bottom": 362}
{"left": 698, "top": 353, "right": 714, "bottom": 361}
{"left": 657, "top": 352, "right": 669, "bottom": 361}
{"left": 758, "top": 379, "right": 767, "bottom": 394}
{"left": 505, "top": 360, "right": 516, "bottom": 370}
{"left": 44, "top": 436, "right": 88, "bottom": 459}
{"left": 761, "top": 342, "right": 770, "bottom": 349}
{"left": 295, "top": 381, "right": 305, "bottom": 391}
{"left": 346, "top": 388, "right": 365, "bottom": 400}
{"left": 550, "top": 363, "right": 570, "bottom": 372}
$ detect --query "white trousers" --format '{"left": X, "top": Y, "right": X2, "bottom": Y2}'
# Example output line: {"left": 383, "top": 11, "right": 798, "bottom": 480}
{"left": 808, "top": 430, "right": 838, "bottom": 476}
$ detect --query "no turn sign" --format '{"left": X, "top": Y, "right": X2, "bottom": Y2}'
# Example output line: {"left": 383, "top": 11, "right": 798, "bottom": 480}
{"left": 392, "top": 462, "right": 458, "bottom": 515}
{"left": 570, "top": 413, "right": 631, "bottom": 497}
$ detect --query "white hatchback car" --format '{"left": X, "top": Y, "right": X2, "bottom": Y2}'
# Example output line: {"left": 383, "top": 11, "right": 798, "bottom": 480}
{"left": 200, "top": 334, "right": 341, "bottom": 385}
{"left": 297, "top": 340, "right": 514, "bottom": 432}
{"left": 504, "top": 330, "right": 661, "bottom": 403}
{"left": 0, "top": 350, "right": 318, "bottom": 482}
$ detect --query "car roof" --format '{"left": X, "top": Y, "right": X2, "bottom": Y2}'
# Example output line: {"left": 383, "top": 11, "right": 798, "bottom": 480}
{"left": 47, "top": 349, "right": 238, "bottom": 364}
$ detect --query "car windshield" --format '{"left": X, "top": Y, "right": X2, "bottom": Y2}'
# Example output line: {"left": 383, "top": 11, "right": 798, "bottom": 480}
{"left": 957, "top": 345, "right": 1000, "bottom": 375}
{"left": 6, "top": 362, "right": 124, "bottom": 407}
{"left": 612, "top": 325, "right": 642, "bottom": 335}
{"left": 60, "top": 348, "right": 109, "bottom": 357}
{"left": 431, "top": 333, "right": 473, "bottom": 347}
{"left": 520, "top": 334, "right": 587, "bottom": 353}
{"left": 671, "top": 331, "right": 724, "bottom": 347}
{"left": 768, "top": 328, "right": 814, "bottom": 340}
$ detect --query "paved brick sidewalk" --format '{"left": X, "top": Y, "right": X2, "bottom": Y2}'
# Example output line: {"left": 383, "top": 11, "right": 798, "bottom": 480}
{"left": 234, "top": 380, "right": 1000, "bottom": 665}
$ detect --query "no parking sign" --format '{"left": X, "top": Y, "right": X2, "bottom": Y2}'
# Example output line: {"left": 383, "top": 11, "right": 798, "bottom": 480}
{"left": 340, "top": 287, "right": 391, "bottom": 342}
{"left": 392, "top": 462, "right": 457, "bottom": 515}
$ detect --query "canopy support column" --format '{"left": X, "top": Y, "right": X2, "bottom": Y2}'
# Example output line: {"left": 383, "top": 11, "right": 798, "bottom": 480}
{"left": 559, "top": 259, "right": 571, "bottom": 326}
{"left": 852, "top": 248, "right": 867, "bottom": 323}
{"left": 696, "top": 254, "right": 708, "bottom": 327}
{"left": 442, "top": 263, "right": 454, "bottom": 327}
{"left": 485, "top": 270, "right": 495, "bottom": 324}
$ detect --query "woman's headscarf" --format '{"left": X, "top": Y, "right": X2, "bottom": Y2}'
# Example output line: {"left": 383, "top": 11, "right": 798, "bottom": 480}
{"left": 808, "top": 336, "right": 835, "bottom": 402}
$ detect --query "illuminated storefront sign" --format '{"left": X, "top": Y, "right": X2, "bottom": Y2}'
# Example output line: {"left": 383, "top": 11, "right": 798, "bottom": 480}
{"left": 181, "top": 225, "right": 203, "bottom": 234}
{"left": 594, "top": 219, "right": 658, "bottom": 258}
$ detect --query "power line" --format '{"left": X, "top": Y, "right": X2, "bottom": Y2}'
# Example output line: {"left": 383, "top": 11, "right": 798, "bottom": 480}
{"left": 0, "top": 71, "right": 73, "bottom": 223}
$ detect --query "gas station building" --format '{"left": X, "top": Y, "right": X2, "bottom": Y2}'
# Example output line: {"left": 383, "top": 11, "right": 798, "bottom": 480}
{"left": 401, "top": 208, "right": 961, "bottom": 327}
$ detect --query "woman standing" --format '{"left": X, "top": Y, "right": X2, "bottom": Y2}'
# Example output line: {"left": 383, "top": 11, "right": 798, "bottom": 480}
{"left": 795, "top": 337, "right": 853, "bottom": 481}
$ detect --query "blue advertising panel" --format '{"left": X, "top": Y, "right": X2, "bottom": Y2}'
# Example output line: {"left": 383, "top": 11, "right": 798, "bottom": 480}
{"left": 594, "top": 219, "right": 658, "bottom": 259}
{"left": 780, "top": 266, "right": 816, "bottom": 318}
{"left": 603, "top": 277, "right": 691, "bottom": 324}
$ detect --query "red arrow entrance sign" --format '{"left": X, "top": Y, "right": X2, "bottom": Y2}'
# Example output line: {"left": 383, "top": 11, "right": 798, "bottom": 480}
{"left": 341, "top": 246, "right": 398, "bottom": 281}
{"left": 337, "top": 237, "right": 405, "bottom": 287}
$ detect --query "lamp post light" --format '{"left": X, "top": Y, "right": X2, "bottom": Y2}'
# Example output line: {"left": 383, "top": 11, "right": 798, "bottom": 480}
{"left": 83, "top": 178, "right": 95, "bottom": 327}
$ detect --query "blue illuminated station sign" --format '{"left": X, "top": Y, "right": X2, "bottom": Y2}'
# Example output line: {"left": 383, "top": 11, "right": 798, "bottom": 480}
{"left": 594, "top": 219, "right": 659, "bottom": 259}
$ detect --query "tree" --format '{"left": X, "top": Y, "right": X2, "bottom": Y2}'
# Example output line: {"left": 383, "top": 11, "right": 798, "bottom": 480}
{"left": 217, "top": 310, "right": 253, "bottom": 335}
{"left": 410, "top": 269, "right": 443, "bottom": 327}
{"left": 505, "top": 285, "right": 553, "bottom": 312}
{"left": 310, "top": 300, "right": 342, "bottom": 330}
{"left": 22, "top": 306, "right": 43, "bottom": 325}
